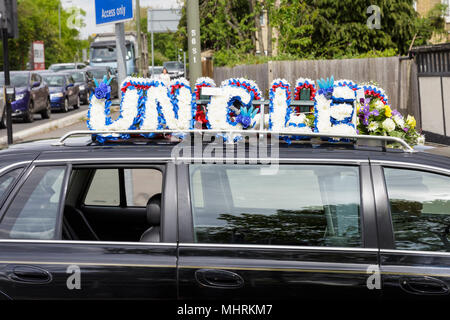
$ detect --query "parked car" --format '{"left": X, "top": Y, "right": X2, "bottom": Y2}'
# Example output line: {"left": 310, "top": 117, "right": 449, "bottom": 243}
{"left": 48, "top": 63, "right": 87, "bottom": 72}
{"left": 40, "top": 72, "right": 80, "bottom": 112}
{"left": 163, "top": 61, "right": 184, "bottom": 79}
{"left": 0, "top": 130, "right": 448, "bottom": 300}
{"left": 0, "top": 71, "right": 50, "bottom": 123}
{"left": 149, "top": 66, "right": 163, "bottom": 79}
{"left": 83, "top": 66, "right": 118, "bottom": 98}
{"left": 63, "top": 69, "right": 95, "bottom": 105}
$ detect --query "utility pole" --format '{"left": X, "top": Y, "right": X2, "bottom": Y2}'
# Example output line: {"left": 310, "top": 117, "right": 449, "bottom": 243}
{"left": 186, "top": 0, "right": 201, "bottom": 87}
{"left": 58, "top": 2, "right": 61, "bottom": 41}
{"left": 135, "top": 0, "right": 141, "bottom": 76}
{"left": 115, "top": 22, "right": 127, "bottom": 98}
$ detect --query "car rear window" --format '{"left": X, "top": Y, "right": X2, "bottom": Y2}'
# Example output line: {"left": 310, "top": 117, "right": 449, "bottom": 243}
{"left": 189, "top": 164, "right": 362, "bottom": 247}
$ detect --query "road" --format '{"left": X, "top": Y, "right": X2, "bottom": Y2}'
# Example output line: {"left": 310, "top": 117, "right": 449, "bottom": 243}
{"left": 0, "top": 103, "right": 90, "bottom": 139}
{"left": 0, "top": 99, "right": 120, "bottom": 146}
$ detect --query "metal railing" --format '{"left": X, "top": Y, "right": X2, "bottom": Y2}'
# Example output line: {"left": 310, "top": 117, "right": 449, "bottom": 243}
{"left": 52, "top": 129, "right": 414, "bottom": 152}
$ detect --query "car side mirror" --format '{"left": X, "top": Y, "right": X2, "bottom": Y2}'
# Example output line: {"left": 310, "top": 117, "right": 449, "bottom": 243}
{"left": 32, "top": 81, "right": 40, "bottom": 88}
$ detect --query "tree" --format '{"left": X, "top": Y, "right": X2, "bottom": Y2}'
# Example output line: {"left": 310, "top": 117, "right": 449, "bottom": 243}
{"left": 0, "top": 0, "right": 88, "bottom": 71}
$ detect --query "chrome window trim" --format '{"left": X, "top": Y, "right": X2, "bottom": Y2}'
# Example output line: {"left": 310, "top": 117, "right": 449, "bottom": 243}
{"left": 0, "top": 161, "right": 32, "bottom": 176}
{"left": 381, "top": 249, "right": 450, "bottom": 256}
{"left": 371, "top": 160, "right": 450, "bottom": 174}
{"left": 179, "top": 243, "right": 377, "bottom": 252}
{"left": 0, "top": 239, "right": 177, "bottom": 246}
{"left": 33, "top": 157, "right": 368, "bottom": 165}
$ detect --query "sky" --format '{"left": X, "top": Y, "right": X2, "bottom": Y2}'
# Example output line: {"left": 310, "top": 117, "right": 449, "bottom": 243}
{"left": 61, "top": 0, "right": 182, "bottom": 39}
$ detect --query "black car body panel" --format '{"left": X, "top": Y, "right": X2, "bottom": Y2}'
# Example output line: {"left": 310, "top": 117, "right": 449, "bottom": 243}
{"left": 0, "top": 139, "right": 448, "bottom": 299}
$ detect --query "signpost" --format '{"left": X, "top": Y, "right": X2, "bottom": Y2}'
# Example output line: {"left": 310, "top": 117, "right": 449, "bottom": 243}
{"left": 0, "top": 0, "right": 18, "bottom": 145}
{"left": 32, "top": 41, "right": 45, "bottom": 70}
{"left": 94, "top": 0, "right": 133, "bottom": 98}
{"left": 147, "top": 9, "right": 181, "bottom": 77}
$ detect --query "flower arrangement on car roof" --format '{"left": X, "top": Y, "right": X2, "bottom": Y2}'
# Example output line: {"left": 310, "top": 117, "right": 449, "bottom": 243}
{"left": 86, "top": 75, "right": 424, "bottom": 147}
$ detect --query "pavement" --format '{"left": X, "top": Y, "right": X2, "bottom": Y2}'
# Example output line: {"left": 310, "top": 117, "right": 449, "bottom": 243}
{"left": 0, "top": 99, "right": 120, "bottom": 147}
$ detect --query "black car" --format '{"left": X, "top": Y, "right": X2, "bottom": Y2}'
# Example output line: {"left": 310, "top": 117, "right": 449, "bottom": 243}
{"left": 63, "top": 69, "right": 95, "bottom": 105}
{"left": 40, "top": 72, "right": 80, "bottom": 112}
{"left": 0, "top": 131, "right": 448, "bottom": 300}
{"left": 83, "top": 66, "right": 118, "bottom": 99}
{"left": 0, "top": 71, "right": 50, "bottom": 123}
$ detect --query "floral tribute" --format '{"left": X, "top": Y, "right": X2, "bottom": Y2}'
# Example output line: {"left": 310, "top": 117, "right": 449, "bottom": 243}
{"left": 206, "top": 78, "right": 262, "bottom": 141}
{"left": 356, "top": 84, "right": 424, "bottom": 147}
{"left": 269, "top": 79, "right": 311, "bottom": 133}
{"left": 194, "top": 77, "right": 216, "bottom": 127}
{"left": 87, "top": 75, "right": 425, "bottom": 147}
{"left": 314, "top": 76, "right": 357, "bottom": 137}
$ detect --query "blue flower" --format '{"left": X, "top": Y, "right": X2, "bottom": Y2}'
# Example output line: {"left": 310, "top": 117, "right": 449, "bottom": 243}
{"left": 94, "top": 82, "right": 111, "bottom": 100}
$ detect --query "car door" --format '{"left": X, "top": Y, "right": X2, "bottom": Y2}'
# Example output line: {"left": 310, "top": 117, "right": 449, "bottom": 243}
{"left": 177, "top": 160, "right": 381, "bottom": 299}
{"left": 0, "top": 161, "right": 178, "bottom": 299}
{"left": 372, "top": 162, "right": 450, "bottom": 299}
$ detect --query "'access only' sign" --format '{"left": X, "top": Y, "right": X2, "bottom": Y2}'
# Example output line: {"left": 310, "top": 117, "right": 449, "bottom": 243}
{"left": 95, "top": 0, "right": 134, "bottom": 25}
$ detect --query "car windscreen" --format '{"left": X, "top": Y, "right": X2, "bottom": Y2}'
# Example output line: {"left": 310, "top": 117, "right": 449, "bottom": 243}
{"left": 0, "top": 73, "right": 29, "bottom": 87}
{"left": 91, "top": 44, "right": 132, "bottom": 62}
{"left": 49, "top": 65, "right": 74, "bottom": 72}
{"left": 41, "top": 75, "right": 66, "bottom": 87}
{"left": 163, "top": 62, "right": 182, "bottom": 71}
{"left": 89, "top": 69, "right": 108, "bottom": 79}
{"left": 70, "top": 71, "right": 85, "bottom": 82}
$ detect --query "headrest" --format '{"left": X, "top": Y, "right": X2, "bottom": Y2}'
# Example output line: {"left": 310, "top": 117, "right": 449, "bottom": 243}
{"left": 146, "top": 193, "right": 161, "bottom": 226}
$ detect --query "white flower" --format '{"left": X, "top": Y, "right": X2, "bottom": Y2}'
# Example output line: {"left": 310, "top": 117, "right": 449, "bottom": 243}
{"left": 392, "top": 115, "right": 405, "bottom": 128}
{"left": 329, "top": 104, "right": 353, "bottom": 121}
{"left": 382, "top": 118, "right": 396, "bottom": 132}
{"left": 374, "top": 100, "right": 385, "bottom": 111}
{"left": 417, "top": 135, "right": 425, "bottom": 145}
{"left": 332, "top": 86, "right": 355, "bottom": 100}
{"left": 368, "top": 121, "right": 379, "bottom": 132}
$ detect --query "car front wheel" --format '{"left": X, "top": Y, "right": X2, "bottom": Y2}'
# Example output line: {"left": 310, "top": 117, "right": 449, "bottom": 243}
{"left": 62, "top": 98, "right": 69, "bottom": 113}
{"left": 73, "top": 96, "right": 80, "bottom": 109}
{"left": 41, "top": 98, "right": 51, "bottom": 119}
{"left": 23, "top": 101, "right": 34, "bottom": 123}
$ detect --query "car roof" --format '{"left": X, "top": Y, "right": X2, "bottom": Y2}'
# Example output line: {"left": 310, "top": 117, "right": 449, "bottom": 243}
{"left": 41, "top": 72, "right": 68, "bottom": 77}
{"left": 1, "top": 137, "right": 448, "bottom": 171}
{"left": 50, "top": 63, "right": 84, "bottom": 66}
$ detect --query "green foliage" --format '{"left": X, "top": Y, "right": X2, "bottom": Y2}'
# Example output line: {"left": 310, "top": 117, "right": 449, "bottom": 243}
{"left": 180, "top": 0, "right": 446, "bottom": 67}
{"left": 0, "top": 0, "right": 88, "bottom": 71}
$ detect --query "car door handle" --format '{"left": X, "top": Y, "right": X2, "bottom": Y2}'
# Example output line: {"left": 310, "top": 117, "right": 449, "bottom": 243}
{"left": 400, "top": 276, "right": 449, "bottom": 295}
{"left": 9, "top": 266, "right": 52, "bottom": 284}
{"left": 195, "top": 269, "right": 244, "bottom": 289}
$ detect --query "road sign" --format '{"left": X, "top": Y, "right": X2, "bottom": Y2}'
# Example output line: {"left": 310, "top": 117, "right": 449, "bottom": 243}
{"left": 147, "top": 9, "right": 181, "bottom": 33}
{"left": 32, "top": 41, "right": 45, "bottom": 70}
{"left": 95, "top": 0, "right": 133, "bottom": 26}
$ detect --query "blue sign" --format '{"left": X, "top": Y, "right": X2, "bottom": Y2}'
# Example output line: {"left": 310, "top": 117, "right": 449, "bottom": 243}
{"left": 95, "top": 0, "right": 134, "bottom": 25}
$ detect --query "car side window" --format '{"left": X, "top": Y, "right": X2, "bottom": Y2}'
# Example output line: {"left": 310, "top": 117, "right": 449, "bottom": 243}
{"left": 0, "top": 166, "right": 66, "bottom": 240}
{"left": 189, "top": 164, "right": 362, "bottom": 247}
{"left": 0, "top": 168, "right": 22, "bottom": 200}
{"left": 124, "top": 169, "right": 162, "bottom": 207}
{"left": 84, "top": 168, "right": 162, "bottom": 207}
{"left": 84, "top": 169, "right": 120, "bottom": 206}
{"left": 384, "top": 168, "right": 450, "bottom": 252}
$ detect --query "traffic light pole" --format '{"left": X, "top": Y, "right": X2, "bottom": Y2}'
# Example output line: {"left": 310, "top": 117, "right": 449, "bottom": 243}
{"left": 2, "top": 27, "right": 12, "bottom": 145}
